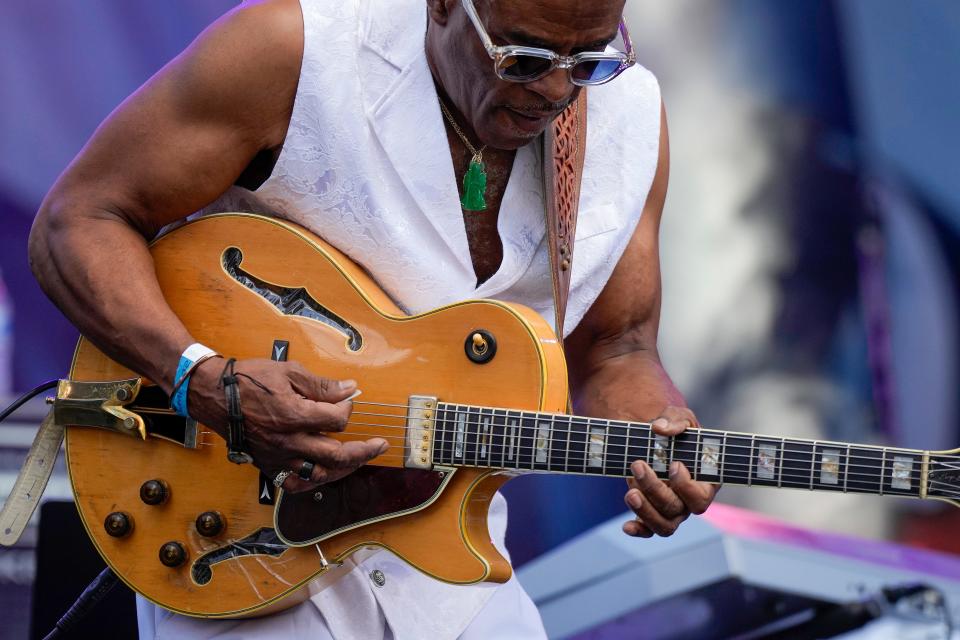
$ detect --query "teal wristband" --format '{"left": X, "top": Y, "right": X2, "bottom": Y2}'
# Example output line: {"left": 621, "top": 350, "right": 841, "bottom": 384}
{"left": 170, "top": 343, "right": 217, "bottom": 418}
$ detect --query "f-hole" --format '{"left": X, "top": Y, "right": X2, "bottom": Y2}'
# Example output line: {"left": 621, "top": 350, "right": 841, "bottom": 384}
{"left": 222, "top": 247, "right": 362, "bottom": 351}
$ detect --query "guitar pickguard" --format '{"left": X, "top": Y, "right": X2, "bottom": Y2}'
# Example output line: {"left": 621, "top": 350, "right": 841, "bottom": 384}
{"left": 274, "top": 467, "right": 454, "bottom": 547}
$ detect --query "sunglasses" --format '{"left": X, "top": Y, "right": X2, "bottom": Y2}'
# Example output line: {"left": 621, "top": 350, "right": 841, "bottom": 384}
{"left": 461, "top": 0, "right": 636, "bottom": 86}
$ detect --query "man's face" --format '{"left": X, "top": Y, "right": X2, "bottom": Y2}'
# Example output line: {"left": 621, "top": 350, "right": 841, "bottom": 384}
{"left": 428, "top": 0, "right": 626, "bottom": 150}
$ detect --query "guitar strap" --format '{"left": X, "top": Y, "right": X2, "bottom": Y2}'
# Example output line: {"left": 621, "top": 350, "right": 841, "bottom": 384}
{"left": 543, "top": 90, "right": 588, "bottom": 341}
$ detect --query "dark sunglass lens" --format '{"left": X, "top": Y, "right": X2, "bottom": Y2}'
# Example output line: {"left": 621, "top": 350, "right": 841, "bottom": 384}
{"left": 499, "top": 54, "right": 553, "bottom": 80}
{"left": 571, "top": 59, "right": 621, "bottom": 83}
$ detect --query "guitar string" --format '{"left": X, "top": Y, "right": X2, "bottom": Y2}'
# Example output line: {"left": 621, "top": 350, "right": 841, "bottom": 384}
{"left": 136, "top": 399, "right": 960, "bottom": 462}
{"left": 349, "top": 407, "right": 960, "bottom": 462}
{"left": 343, "top": 425, "right": 927, "bottom": 475}
{"left": 319, "top": 452, "right": 945, "bottom": 491}
{"left": 342, "top": 417, "right": 951, "bottom": 474}
{"left": 332, "top": 434, "right": 934, "bottom": 485}
{"left": 274, "top": 430, "right": 952, "bottom": 491}
{"left": 134, "top": 400, "right": 960, "bottom": 462}
{"left": 341, "top": 442, "right": 953, "bottom": 482}
{"left": 351, "top": 400, "right": 960, "bottom": 459}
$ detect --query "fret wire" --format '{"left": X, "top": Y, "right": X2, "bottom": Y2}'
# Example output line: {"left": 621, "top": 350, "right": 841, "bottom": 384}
{"left": 623, "top": 422, "right": 631, "bottom": 477}
{"left": 546, "top": 414, "right": 557, "bottom": 469}
{"left": 747, "top": 434, "right": 756, "bottom": 486}
{"left": 810, "top": 440, "right": 817, "bottom": 490}
{"left": 719, "top": 432, "right": 727, "bottom": 482}
{"left": 669, "top": 430, "right": 676, "bottom": 472}
{"left": 488, "top": 408, "right": 497, "bottom": 468}
{"left": 647, "top": 427, "right": 654, "bottom": 468}
{"left": 501, "top": 409, "right": 509, "bottom": 469}
{"left": 478, "top": 406, "right": 486, "bottom": 468}
{"left": 582, "top": 415, "right": 592, "bottom": 473}
{"left": 435, "top": 403, "right": 444, "bottom": 465}
{"left": 524, "top": 410, "right": 535, "bottom": 471}
{"left": 600, "top": 418, "right": 609, "bottom": 476}
{"left": 581, "top": 415, "right": 589, "bottom": 473}
{"left": 693, "top": 429, "right": 702, "bottom": 481}
{"left": 479, "top": 409, "right": 493, "bottom": 467}
{"left": 777, "top": 437, "right": 785, "bottom": 488}
{"left": 879, "top": 448, "right": 888, "bottom": 496}
{"left": 503, "top": 409, "right": 511, "bottom": 468}
{"left": 472, "top": 406, "right": 480, "bottom": 468}
{"left": 531, "top": 411, "right": 541, "bottom": 471}
{"left": 843, "top": 444, "right": 851, "bottom": 493}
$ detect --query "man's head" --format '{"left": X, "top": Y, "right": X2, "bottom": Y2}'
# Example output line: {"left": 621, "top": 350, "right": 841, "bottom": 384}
{"left": 426, "top": 0, "right": 628, "bottom": 150}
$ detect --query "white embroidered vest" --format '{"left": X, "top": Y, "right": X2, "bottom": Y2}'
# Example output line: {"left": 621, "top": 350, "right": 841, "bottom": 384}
{"left": 193, "top": 0, "right": 661, "bottom": 637}
{"left": 208, "top": 0, "right": 661, "bottom": 337}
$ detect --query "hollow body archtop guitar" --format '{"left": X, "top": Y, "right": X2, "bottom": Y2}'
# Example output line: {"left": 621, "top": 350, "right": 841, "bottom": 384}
{"left": 62, "top": 213, "right": 960, "bottom": 619}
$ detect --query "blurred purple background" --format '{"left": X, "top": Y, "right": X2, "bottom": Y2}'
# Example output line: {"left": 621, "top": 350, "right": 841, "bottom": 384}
{"left": 0, "top": 0, "right": 958, "bottom": 637}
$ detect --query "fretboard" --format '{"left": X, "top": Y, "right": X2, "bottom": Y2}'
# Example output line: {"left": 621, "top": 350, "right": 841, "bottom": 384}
{"left": 431, "top": 403, "right": 927, "bottom": 499}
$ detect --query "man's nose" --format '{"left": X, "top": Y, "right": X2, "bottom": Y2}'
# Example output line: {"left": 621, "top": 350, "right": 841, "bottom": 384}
{"left": 525, "top": 67, "right": 576, "bottom": 105}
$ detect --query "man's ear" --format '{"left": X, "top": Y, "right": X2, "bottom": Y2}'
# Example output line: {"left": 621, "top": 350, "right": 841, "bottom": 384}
{"left": 426, "top": 0, "right": 456, "bottom": 25}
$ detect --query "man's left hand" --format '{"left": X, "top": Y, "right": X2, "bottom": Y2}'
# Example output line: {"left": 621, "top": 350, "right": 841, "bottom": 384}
{"left": 622, "top": 405, "right": 719, "bottom": 538}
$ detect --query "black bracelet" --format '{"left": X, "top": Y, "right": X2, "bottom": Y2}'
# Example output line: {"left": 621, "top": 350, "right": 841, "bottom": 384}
{"left": 217, "top": 358, "right": 274, "bottom": 465}
{"left": 219, "top": 358, "right": 252, "bottom": 464}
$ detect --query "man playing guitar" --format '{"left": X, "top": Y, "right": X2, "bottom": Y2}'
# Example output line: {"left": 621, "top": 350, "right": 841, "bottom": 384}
{"left": 29, "top": 0, "right": 717, "bottom": 636}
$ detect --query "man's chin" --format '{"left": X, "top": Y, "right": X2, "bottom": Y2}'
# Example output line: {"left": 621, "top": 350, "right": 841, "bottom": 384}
{"left": 484, "top": 108, "right": 553, "bottom": 149}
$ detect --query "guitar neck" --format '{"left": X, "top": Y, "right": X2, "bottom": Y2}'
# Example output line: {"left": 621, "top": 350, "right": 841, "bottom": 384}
{"left": 430, "top": 403, "right": 929, "bottom": 500}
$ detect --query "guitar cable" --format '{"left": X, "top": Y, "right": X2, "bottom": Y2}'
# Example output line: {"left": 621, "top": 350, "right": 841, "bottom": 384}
{"left": 41, "top": 567, "right": 121, "bottom": 640}
{"left": 0, "top": 378, "right": 58, "bottom": 424}
{"left": 0, "top": 381, "right": 124, "bottom": 638}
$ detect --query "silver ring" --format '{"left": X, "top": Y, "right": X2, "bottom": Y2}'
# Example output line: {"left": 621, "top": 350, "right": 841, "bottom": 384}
{"left": 272, "top": 470, "right": 293, "bottom": 488}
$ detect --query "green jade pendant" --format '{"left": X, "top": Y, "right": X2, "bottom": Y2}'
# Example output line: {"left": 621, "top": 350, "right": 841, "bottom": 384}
{"left": 461, "top": 153, "right": 487, "bottom": 211}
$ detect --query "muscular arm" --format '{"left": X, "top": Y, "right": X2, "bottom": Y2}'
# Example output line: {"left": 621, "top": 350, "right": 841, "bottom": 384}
{"left": 30, "top": 0, "right": 299, "bottom": 386}
{"left": 29, "top": 0, "right": 385, "bottom": 488}
{"left": 566, "top": 104, "right": 718, "bottom": 536}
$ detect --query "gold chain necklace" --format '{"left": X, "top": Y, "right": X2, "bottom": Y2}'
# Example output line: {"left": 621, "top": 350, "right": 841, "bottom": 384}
{"left": 438, "top": 99, "right": 488, "bottom": 211}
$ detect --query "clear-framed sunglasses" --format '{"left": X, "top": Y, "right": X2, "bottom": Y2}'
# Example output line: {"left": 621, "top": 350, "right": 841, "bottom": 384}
{"left": 461, "top": 0, "right": 636, "bottom": 86}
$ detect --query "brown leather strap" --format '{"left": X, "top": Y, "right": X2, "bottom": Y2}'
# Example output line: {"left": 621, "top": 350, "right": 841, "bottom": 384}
{"left": 543, "top": 90, "right": 588, "bottom": 339}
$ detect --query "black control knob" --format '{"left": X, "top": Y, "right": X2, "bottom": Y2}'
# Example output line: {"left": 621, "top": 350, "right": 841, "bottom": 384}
{"left": 140, "top": 479, "right": 169, "bottom": 505}
{"left": 159, "top": 541, "right": 188, "bottom": 568}
{"left": 195, "top": 511, "right": 225, "bottom": 537}
{"left": 104, "top": 512, "right": 133, "bottom": 538}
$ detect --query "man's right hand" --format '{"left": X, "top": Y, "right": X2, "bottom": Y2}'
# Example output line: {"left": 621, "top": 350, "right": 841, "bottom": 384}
{"left": 188, "top": 358, "right": 388, "bottom": 493}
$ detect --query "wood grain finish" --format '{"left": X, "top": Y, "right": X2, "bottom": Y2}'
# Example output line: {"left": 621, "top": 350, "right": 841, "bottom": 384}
{"left": 66, "top": 214, "right": 568, "bottom": 618}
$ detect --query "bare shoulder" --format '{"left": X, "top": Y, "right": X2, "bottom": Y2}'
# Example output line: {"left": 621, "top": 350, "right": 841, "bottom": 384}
{"left": 169, "top": 0, "right": 305, "bottom": 145}
{"left": 39, "top": 0, "right": 306, "bottom": 236}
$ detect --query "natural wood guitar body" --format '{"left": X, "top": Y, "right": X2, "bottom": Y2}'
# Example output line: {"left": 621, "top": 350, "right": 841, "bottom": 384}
{"left": 66, "top": 213, "right": 568, "bottom": 618}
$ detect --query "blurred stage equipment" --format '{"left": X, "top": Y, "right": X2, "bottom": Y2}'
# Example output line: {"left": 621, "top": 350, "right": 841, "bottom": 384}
{"left": 518, "top": 504, "right": 960, "bottom": 639}
{"left": 0, "top": 394, "right": 70, "bottom": 638}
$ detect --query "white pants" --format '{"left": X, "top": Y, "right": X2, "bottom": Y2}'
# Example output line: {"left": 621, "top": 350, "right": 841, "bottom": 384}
{"left": 136, "top": 573, "right": 546, "bottom": 640}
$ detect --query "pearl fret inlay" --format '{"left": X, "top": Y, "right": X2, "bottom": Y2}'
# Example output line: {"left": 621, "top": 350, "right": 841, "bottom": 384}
{"left": 700, "top": 438, "right": 721, "bottom": 476}
{"left": 588, "top": 427, "right": 606, "bottom": 468}
{"left": 757, "top": 444, "right": 777, "bottom": 480}
{"left": 892, "top": 456, "right": 913, "bottom": 490}
{"left": 820, "top": 449, "right": 840, "bottom": 485}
